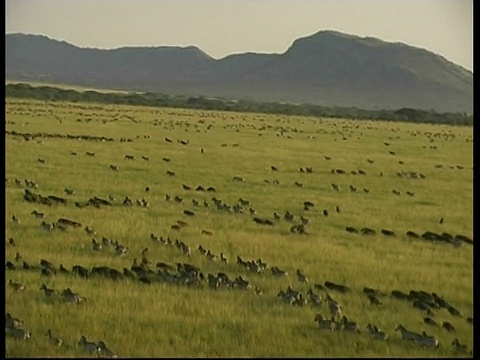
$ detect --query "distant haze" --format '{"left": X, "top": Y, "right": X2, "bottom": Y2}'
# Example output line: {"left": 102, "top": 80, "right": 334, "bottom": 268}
{"left": 5, "top": 0, "right": 473, "bottom": 72}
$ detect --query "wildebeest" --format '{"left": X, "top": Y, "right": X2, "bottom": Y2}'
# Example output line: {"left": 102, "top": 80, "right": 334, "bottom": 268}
{"left": 57, "top": 218, "right": 82, "bottom": 228}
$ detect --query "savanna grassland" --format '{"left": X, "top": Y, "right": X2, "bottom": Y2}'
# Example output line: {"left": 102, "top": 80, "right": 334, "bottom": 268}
{"left": 5, "top": 98, "right": 473, "bottom": 358}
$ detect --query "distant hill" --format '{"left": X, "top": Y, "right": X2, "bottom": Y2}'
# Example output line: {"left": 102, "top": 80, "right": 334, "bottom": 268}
{"left": 5, "top": 31, "right": 473, "bottom": 113}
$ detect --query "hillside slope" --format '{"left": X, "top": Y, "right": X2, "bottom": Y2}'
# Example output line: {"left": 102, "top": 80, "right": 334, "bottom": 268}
{"left": 5, "top": 31, "right": 473, "bottom": 113}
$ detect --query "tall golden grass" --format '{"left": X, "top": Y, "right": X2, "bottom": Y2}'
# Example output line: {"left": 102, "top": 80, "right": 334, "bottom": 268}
{"left": 5, "top": 98, "right": 473, "bottom": 357}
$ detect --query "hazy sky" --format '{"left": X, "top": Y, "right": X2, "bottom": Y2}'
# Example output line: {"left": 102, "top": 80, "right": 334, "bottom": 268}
{"left": 5, "top": 0, "right": 473, "bottom": 71}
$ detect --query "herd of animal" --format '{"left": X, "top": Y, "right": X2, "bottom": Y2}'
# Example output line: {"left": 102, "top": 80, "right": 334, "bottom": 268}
{"left": 5, "top": 101, "right": 473, "bottom": 357}
{"left": 6, "top": 214, "right": 473, "bottom": 355}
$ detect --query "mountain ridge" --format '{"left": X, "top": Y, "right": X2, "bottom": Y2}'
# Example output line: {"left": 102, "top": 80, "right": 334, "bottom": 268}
{"left": 5, "top": 30, "right": 473, "bottom": 113}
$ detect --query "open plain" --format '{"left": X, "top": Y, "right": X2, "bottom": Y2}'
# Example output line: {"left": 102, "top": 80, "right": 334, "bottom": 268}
{"left": 5, "top": 98, "right": 473, "bottom": 357}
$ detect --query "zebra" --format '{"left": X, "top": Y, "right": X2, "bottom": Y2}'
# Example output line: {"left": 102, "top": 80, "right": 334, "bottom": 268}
{"left": 85, "top": 226, "right": 96, "bottom": 237}
{"left": 296, "top": 269, "right": 308, "bottom": 284}
{"left": 340, "top": 316, "right": 360, "bottom": 332}
{"left": 8, "top": 280, "right": 27, "bottom": 292}
{"left": 332, "top": 184, "right": 340, "bottom": 192}
{"left": 6, "top": 313, "right": 24, "bottom": 329}
{"left": 7, "top": 327, "right": 31, "bottom": 340}
{"left": 45, "top": 329, "right": 63, "bottom": 346}
{"left": 314, "top": 314, "right": 338, "bottom": 331}
{"left": 451, "top": 338, "right": 472, "bottom": 355}
{"left": 220, "top": 253, "right": 228, "bottom": 265}
{"left": 366, "top": 324, "right": 388, "bottom": 340}
{"left": 97, "top": 341, "right": 119, "bottom": 358}
{"left": 307, "top": 289, "right": 322, "bottom": 307}
{"left": 417, "top": 331, "right": 439, "bottom": 348}
{"left": 31, "top": 210, "right": 45, "bottom": 218}
{"left": 271, "top": 266, "right": 288, "bottom": 277}
{"left": 78, "top": 335, "right": 98, "bottom": 353}
{"left": 40, "top": 283, "right": 56, "bottom": 298}
{"left": 326, "top": 294, "right": 342, "bottom": 319}
{"left": 62, "top": 288, "right": 86, "bottom": 304}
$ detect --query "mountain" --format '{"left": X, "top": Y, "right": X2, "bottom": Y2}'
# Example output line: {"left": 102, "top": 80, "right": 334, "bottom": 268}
{"left": 5, "top": 31, "right": 473, "bottom": 113}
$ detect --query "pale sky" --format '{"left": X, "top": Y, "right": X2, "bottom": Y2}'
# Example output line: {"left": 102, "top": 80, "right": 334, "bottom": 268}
{"left": 5, "top": 0, "right": 473, "bottom": 71}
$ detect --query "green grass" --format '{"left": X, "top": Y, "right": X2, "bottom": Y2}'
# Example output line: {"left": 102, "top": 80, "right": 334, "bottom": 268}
{"left": 5, "top": 98, "right": 473, "bottom": 357}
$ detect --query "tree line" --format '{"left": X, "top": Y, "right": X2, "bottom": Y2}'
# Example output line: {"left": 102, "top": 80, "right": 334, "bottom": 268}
{"left": 5, "top": 83, "right": 472, "bottom": 126}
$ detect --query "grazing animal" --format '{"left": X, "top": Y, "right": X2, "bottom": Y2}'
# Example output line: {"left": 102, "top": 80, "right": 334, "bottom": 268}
{"left": 8, "top": 237, "right": 16, "bottom": 247}
{"left": 40, "top": 283, "right": 56, "bottom": 297}
{"left": 232, "top": 175, "right": 245, "bottom": 182}
{"left": 345, "top": 226, "right": 358, "bottom": 234}
{"left": 8, "top": 280, "right": 27, "bottom": 292}
{"left": 7, "top": 327, "right": 31, "bottom": 340}
{"left": 64, "top": 188, "right": 75, "bottom": 195}
{"left": 62, "top": 288, "right": 86, "bottom": 303}
{"left": 220, "top": 253, "right": 228, "bottom": 265}
{"left": 367, "top": 294, "right": 382, "bottom": 306}
{"left": 92, "top": 239, "right": 102, "bottom": 251}
{"left": 59, "top": 264, "right": 70, "bottom": 274}
{"left": 390, "top": 290, "right": 410, "bottom": 301}
{"left": 296, "top": 269, "right": 308, "bottom": 284}
{"left": 307, "top": 289, "right": 322, "bottom": 307}
{"left": 85, "top": 226, "right": 96, "bottom": 237}
{"left": 395, "top": 324, "right": 422, "bottom": 342}
{"left": 45, "top": 329, "right": 63, "bottom": 346}
{"left": 381, "top": 229, "right": 395, "bottom": 237}
{"left": 361, "top": 227, "right": 376, "bottom": 236}
{"left": 417, "top": 331, "right": 439, "bottom": 348}
{"left": 324, "top": 281, "right": 350, "bottom": 293}
{"left": 290, "top": 224, "right": 308, "bottom": 234}
{"left": 340, "top": 316, "right": 360, "bottom": 333}
{"left": 314, "top": 314, "right": 338, "bottom": 331}
{"left": 97, "top": 340, "right": 119, "bottom": 358}
{"left": 406, "top": 230, "right": 420, "bottom": 239}
{"left": 451, "top": 338, "right": 472, "bottom": 355}
{"left": 442, "top": 321, "right": 455, "bottom": 332}
{"left": 78, "top": 335, "right": 98, "bottom": 353}
{"left": 366, "top": 324, "right": 388, "bottom": 340}
{"left": 326, "top": 295, "right": 342, "bottom": 319}
{"left": 6, "top": 313, "right": 24, "bottom": 329}
{"left": 31, "top": 210, "right": 45, "bottom": 219}
{"left": 331, "top": 183, "right": 340, "bottom": 192}
{"left": 423, "top": 317, "right": 439, "bottom": 327}
{"left": 271, "top": 266, "right": 288, "bottom": 277}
